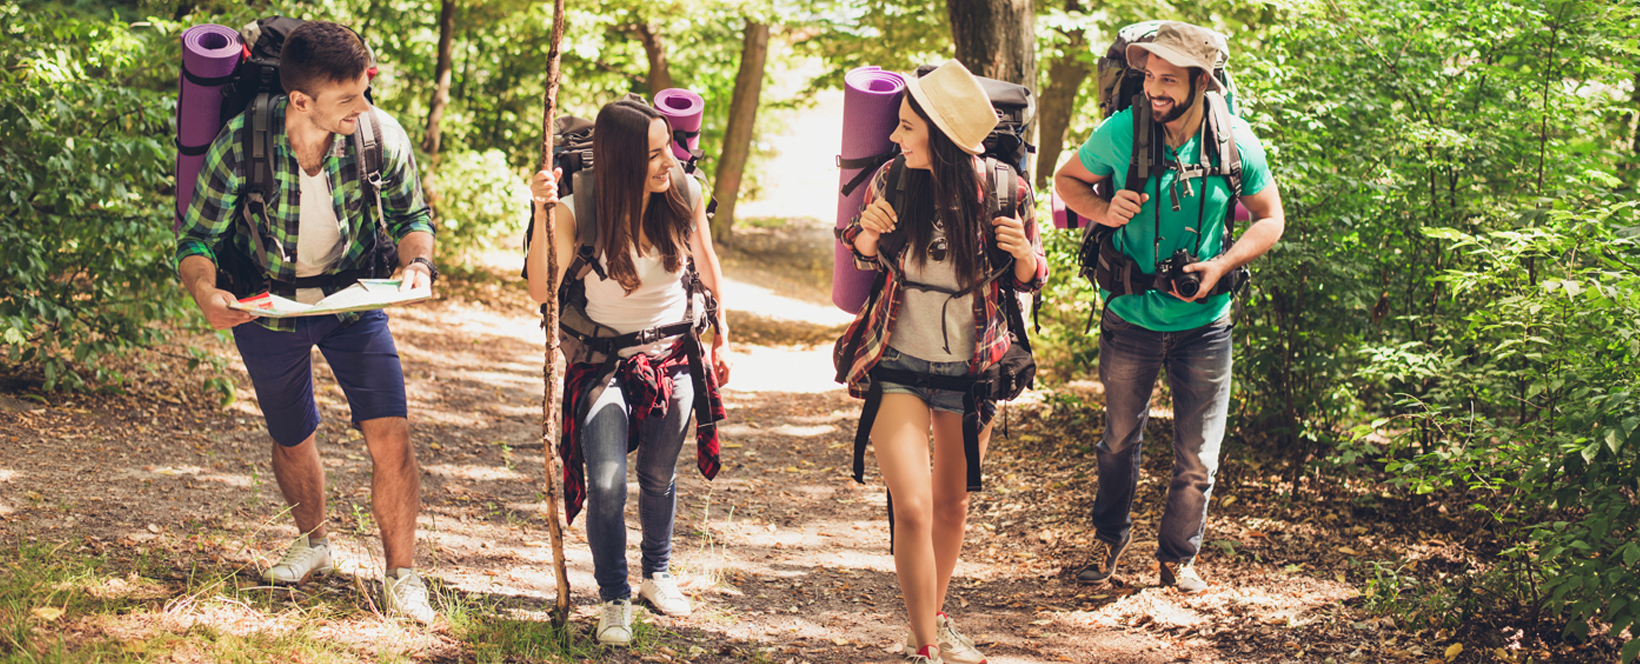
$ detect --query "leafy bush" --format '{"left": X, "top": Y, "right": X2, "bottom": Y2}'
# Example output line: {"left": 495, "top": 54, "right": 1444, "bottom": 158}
{"left": 426, "top": 149, "right": 531, "bottom": 266}
{"left": 0, "top": 7, "right": 191, "bottom": 390}
{"left": 1365, "top": 201, "right": 1640, "bottom": 657}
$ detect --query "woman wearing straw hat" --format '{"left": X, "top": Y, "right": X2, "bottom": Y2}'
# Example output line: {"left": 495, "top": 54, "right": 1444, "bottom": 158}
{"left": 838, "top": 60, "right": 1047, "bottom": 664}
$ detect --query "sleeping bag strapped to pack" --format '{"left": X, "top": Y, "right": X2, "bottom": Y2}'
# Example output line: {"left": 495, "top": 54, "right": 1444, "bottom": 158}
{"left": 523, "top": 96, "right": 723, "bottom": 434}
{"left": 174, "top": 17, "right": 397, "bottom": 299}
{"left": 1066, "top": 21, "right": 1251, "bottom": 305}
{"left": 832, "top": 65, "right": 1036, "bottom": 313}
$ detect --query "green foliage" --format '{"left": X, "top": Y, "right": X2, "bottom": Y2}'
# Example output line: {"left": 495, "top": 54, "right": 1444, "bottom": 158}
{"left": 427, "top": 149, "right": 530, "bottom": 265}
{"left": 0, "top": 5, "right": 193, "bottom": 390}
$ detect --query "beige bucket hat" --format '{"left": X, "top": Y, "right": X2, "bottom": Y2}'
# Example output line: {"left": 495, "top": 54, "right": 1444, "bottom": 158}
{"left": 1126, "top": 22, "right": 1227, "bottom": 93}
{"left": 904, "top": 60, "right": 998, "bottom": 155}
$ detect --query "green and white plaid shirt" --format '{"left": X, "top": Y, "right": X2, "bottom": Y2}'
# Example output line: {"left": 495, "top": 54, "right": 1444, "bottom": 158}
{"left": 175, "top": 96, "right": 434, "bottom": 332}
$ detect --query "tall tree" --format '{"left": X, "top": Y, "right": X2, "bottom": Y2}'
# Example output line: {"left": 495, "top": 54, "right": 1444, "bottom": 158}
{"left": 421, "top": 0, "right": 457, "bottom": 156}
{"left": 1033, "top": 0, "right": 1091, "bottom": 188}
{"left": 710, "top": 19, "right": 770, "bottom": 245}
{"left": 947, "top": 0, "right": 1036, "bottom": 98}
{"left": 626, "top": 21, "right": 674, "bottom": 95}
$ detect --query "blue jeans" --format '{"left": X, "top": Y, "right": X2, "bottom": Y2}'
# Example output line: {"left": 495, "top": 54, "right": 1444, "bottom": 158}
{"left": 582, "top": 363, "right": 694, "bottom": 602}
{"left": 1091, "top": 306, "right": 1233, "bottom": 564}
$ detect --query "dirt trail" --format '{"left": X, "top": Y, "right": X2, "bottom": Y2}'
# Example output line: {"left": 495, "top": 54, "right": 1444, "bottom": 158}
{"left": 0, "top": 222, "right": 1388, "bottom": 664}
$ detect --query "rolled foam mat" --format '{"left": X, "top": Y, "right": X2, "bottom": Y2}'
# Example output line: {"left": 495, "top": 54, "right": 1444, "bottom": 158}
{"left": 175, "top": 24, "right": 243, "bottom": 231}
{"left": 832, "top": 66, "right": 906, "bottom": 313}
{"left": 654, "top": 88, "right": 704, "bottom": 161}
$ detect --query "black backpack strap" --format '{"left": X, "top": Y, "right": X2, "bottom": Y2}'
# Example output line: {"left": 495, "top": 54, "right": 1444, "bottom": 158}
{"left": 1125, "top": 95, "right": 1159, "bottom": 195}
{"left": 838, "top": 146, "right": 901, "bottom": 197}
{"left": 238, "top": 92, "right": 281, "bottom": 268}
{"left": 352, "top": 108, "right": 392, "bottom": 242}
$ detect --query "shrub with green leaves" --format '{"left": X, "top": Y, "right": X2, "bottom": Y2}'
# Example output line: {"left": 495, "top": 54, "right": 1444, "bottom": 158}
{"left": 0, "top": 7, "right": 191, "bottom": 390}
{"left": 426, "top": 149, "right": 530, "bottom": 266}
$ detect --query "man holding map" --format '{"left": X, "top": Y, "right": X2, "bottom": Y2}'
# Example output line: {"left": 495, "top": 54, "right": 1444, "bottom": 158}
{"left": 174, "top": 21, "right": 437, "bottom": 623}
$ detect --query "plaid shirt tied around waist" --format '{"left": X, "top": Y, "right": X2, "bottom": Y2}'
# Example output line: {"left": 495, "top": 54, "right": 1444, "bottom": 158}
{"left": 175, "top": 96, "right": 435, "bottom": 332}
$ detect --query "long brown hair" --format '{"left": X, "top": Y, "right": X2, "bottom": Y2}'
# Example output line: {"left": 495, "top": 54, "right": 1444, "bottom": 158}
{"left": 901, "top": 93, "right": 986, "bottom": 288}
{"left": 592, "top": 100, "right": 694, "bottom": 294}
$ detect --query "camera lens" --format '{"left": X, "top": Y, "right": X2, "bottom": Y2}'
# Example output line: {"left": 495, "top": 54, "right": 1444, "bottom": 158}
{"left": 1175, "top": 272, "right": 1201, "bottom": 297}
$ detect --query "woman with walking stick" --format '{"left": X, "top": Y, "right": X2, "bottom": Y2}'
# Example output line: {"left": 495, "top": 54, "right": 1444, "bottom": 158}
{"left": 525, "top": 99, "right": 730, "bottom": 647}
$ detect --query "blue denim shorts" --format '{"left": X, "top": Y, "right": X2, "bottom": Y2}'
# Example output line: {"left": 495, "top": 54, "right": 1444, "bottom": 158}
{"left": 876, "top": 347, "right": 970, "bottom": 415}
{"left": 232, "top": 310, "right": 407, "bottom": 446}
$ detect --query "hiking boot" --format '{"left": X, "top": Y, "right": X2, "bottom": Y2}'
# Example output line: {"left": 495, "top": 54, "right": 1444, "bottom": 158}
{"left": 1074, "top": 531, "right": 1131, "bottom": 584}
{"left": 1160, "top": 560, "right": 1208, "bottom": 594}
{"left": 263, "top": 535, "right": 332, "bottom": 585}
{"left": 596, "top": 599, "right": 634, "bottom": 646}
{"left": 381, "top": 568, "right": 436, "bottom": 624}
{"left": 906, "top": 613, "right": 985, "bottom": 664}
{"left": 905, "top": 644, "right": 944, "bottom": 664}
{"left": 638, "top": 572, "right": 692, "bottom": 616}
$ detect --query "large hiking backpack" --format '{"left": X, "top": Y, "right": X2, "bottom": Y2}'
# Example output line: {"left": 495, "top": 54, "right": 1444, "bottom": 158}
{"left": 1071, "top": 21, "right": 1250, "bottom": 303}
{"left": 838, "top": 67, "right": 1035, "bottom": 197}
{"left": 524, "top": 99, "right": 724, "bottom": 438}
{"left": 180, "top": 17, "right": 397, "bottom": 298}
{"left": 526, "top": 97, "right": 720, "bottom": 370}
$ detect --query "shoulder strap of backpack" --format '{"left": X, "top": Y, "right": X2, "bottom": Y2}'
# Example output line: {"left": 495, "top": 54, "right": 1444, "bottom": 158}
{"left": 876, "top": 155, "right": 911, "bottom": 264}
{"left": 352, "top": 107, "right": 390, "bottom": 240}
{"left": 1125, "top": 94, "right": 1160, "bottom": 195}
{"left": 1202, "top": 92, "right": 1243, "bottom": 238}
{"left": 237, "top": 92, "right": 279, "bottom": 269}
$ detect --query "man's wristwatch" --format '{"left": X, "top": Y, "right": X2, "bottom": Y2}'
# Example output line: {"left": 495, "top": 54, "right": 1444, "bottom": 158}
{"left": 408, "top": 257, "right": 439, "bottom": 283}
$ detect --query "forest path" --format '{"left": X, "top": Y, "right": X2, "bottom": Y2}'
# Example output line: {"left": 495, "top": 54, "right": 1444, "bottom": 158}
{"left": 0, "top": 227, "right": 1379, "bottom": 663}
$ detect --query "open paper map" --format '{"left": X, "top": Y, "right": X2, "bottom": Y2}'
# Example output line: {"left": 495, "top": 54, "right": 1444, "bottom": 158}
{"left": 229, "top": 279, "right": 431, "bottom": 318}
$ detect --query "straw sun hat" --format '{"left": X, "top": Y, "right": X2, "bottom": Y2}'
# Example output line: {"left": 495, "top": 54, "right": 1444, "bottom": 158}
{"left": 904, "top": 60, "right": 997, "bottom": 155}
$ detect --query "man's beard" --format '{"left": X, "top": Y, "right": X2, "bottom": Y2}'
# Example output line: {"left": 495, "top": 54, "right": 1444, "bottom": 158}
{"left": 1157, "top": 84, "right": 1201, "bottom": 123}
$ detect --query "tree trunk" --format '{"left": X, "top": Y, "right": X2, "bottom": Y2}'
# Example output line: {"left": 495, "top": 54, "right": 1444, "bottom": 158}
{"left": 947, "top": 0, "right": 1037, "bottom": 143}
{"left": 1033, "top": 0, "right": 1090, "bottom": 189}
{"left": 633, "top": 23, "right": 674, "bottom": 96}
{"left": 421, "top": 0, "right": 457, "bottom": 156}
{"left": 710, "top": 20, "right": 770, "bottom": 246}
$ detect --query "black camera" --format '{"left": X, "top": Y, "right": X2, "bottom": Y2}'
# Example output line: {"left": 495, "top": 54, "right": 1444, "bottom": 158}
{"left": 1154, "top": 249, "right": 1203, "bottom": 298}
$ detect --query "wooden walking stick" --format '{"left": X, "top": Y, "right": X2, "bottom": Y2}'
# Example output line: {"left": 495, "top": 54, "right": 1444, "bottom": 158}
{"left": 537, "top": 0, "right": 572, "bottom": 629}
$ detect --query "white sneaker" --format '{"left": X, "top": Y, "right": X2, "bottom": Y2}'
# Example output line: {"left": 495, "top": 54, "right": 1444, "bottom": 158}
{"left": 905, "top": 614, "right": 987, "bottom": 664}
{"left": 905, "top": 644, "right": 945, "bottom": 663}
{"left": 263, "top": 535, "right": 332, "bottom": 585}
{"left": 638, "top": 572, "right": 692, "bottom": 616}
{"left": 935, "top": 613, "right": 987, "bottom": 664}
{"left": 381, "top": 568, "right": 436, "bottom": 624}
{"left": 596, "top": 598, "right": 634, "bottom": 646}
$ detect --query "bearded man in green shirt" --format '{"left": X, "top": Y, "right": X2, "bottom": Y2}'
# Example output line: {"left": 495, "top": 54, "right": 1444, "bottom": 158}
{"left": 1054, "top": 22, "right": 1285, "bottom": 593}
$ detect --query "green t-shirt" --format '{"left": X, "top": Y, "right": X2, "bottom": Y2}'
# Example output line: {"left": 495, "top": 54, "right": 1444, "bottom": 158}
{"left": 1077, "top": 107, "right": 1271, "bottom": 331}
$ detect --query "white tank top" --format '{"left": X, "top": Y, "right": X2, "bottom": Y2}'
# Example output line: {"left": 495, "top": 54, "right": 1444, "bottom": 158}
{"left": 569, "top": 184, "right": 696, "bottom": 358}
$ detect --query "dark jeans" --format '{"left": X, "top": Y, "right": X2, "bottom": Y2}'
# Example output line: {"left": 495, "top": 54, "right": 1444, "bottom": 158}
{"left": 1091, "top": 306, "right": 1233, "bottom": 564}
{"left": 582, "top": 363, "right": 693, "bottom": 602}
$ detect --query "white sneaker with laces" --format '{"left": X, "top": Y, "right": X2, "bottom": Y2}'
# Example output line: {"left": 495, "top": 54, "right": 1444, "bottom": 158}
{"left": 638, "top": 572, "right": 692, "bottom": 616}
{"left": 905, "top": 644, "right": 944, "bottom": 663}
{"left": 263, "top": 535, "right": 332, "bottom": 585}
{"left": 597, "top": 598, "right": 634, "bottom": 646}
{"left": 935, "top": 613, "right": 987, "bottom": 664}
{"left": 381, "top": 568, "right": 436, "bottom": 624}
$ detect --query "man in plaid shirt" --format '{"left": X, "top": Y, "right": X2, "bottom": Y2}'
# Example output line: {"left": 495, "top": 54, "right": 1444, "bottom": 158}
{"left": 175, "top": 21, "right": 437, "bottom": 623}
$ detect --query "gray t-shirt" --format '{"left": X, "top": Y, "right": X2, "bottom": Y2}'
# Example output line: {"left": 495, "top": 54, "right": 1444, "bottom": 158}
{"left": 888, "top": 224, "right": 976, "bottom": 363}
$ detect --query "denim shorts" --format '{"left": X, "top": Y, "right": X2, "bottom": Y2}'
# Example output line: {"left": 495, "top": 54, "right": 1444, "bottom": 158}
{"left": 232, "top": 310, "right": 407, "bottom": 446}
{"left": 876, "top": 347, "right": 970, "bottom": 415}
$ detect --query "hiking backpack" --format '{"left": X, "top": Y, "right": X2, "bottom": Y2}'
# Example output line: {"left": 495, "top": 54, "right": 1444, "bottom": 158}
{"left": 1071, "top": 21, "right": 1250, "bottom": 303}
{"left": 525, "top": 97, "right": 721, "bottom": 370}
{"left": 180, "top": 17, "right": 398, "bottom": 298}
